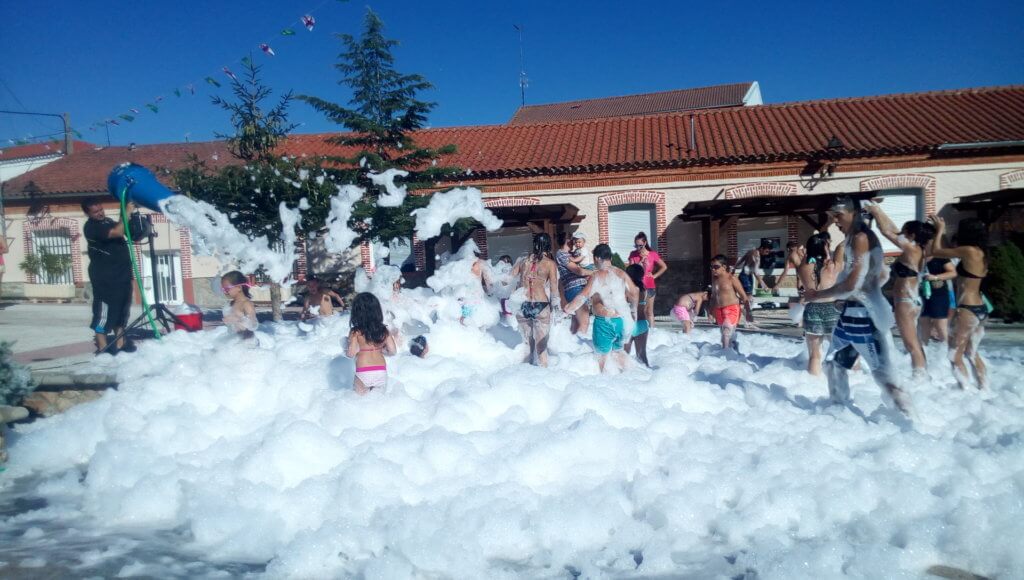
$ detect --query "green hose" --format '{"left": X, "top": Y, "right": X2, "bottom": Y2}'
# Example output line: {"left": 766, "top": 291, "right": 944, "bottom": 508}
{"left": 119, "top": 190, "right": 162, "bottom": 339}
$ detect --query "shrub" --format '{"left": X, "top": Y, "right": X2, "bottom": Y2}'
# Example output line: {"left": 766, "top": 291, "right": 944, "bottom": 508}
{"left": 986, "top": 243, "right": 1024, "bottom": 321}
{"left": 0, "top": 341, "right": 34, "bottom": 406}
{"left": 611, "top": 253, "right": 626, "bottom": 270}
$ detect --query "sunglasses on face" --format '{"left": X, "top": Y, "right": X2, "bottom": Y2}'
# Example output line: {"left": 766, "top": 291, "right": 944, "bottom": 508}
{"left": 222, "top": 282, "right": 249, "bottom": 294}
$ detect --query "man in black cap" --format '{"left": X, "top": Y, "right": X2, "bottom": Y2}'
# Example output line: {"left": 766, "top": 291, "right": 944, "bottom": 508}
{"left": 81, "top": 197, "right": 136, "bottom": 354}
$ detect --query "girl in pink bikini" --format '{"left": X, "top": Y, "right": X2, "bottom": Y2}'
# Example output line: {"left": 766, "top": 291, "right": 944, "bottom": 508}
{"left": 346, "top": 292, "right": 397, "bottom": 395}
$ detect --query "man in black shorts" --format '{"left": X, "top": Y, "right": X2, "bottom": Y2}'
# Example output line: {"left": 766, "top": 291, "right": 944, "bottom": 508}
{"left": 82, "top": 197, "right": 136, "bottom": 354}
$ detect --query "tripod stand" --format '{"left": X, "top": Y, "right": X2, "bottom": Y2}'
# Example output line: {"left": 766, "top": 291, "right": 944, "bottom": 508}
{"left": 99, "top": 222, "right": 188, "bottom": 355}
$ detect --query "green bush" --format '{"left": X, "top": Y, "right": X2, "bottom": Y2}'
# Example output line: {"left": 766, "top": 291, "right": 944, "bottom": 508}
{"left": 987, "top": 243, "right": 1024, "bottom": 322}
{"left": 0, "top": 341, "right": 34, "bottom": 406}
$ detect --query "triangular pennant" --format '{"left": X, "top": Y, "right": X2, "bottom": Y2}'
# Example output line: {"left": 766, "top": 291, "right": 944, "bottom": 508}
{"left": 119, "top": 114, "right": 135, "bottom": 122}
{"left": 174, "top": 88, "right": 182, "bottom": 97}
{"left": 146, "top": 104, "right": 159, "bottom": 113}
{"left": 259, "top": 43, "right": 275, "bottom": 56}
{"left": 108, "top": 119, "right": 120, "bottom": 126}
{"left": 205, "top": 76, "right": 221, "bottom": 87}
{"left": 281, "top": 28, "right": 296, "bottom": 36}
{"left": 241, "top": 56, "right": 251, "bottom": 67}
{"left": 222, "top": 66, "right": 237, "bottom": 81}
{"left": 130, "top": 108, "right": 140, "bottom": 114}
{"left": 302, "top": 15, "right": 315, "bottom": 31}
{"left": 187, "top": 83, "right": 196, "bottom": 95}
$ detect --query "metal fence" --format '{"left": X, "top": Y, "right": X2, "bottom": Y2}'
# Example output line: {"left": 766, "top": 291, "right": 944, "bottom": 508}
{"left": 30, "top": 229, "right": 74, "bottom": 284}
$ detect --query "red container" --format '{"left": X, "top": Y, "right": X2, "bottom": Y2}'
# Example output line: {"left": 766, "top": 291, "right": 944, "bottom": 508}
{"left": 174, "top": 312, "right": 203, "bottom": 332}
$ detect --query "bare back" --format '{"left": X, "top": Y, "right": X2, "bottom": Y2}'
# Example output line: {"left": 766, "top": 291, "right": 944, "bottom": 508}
{"left": 518, "top": 255, "right": 558, "bottom": 302}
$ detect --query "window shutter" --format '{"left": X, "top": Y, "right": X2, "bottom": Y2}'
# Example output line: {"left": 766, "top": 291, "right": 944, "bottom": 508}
{"left": 608, "top": 204, "right": 656, "bottom": 259}
{"left": 872, "top": 189, "right": 921, "bottom": 253}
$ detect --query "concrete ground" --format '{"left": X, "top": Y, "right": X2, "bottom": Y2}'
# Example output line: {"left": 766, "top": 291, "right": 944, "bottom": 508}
{"left": 2, "top": 301, "right": 1023, "bottom": 383}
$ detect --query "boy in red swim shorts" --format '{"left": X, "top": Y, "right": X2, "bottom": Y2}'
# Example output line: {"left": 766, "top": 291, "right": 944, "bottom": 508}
{"left": 709, "top": 254, "right": 750, "bottom": 350}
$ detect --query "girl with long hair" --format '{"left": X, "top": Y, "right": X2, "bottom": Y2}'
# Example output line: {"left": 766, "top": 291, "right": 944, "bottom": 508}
{"left": 346, "top": 292, "right": 397, "bottom": 394}
{"left": 221, "top": 270, "right": 256, "bottom": 340}
{"left": 628, "top": 232, "right": 668, "bottom": 329}
{"left": 797, "top": 232, "right": 842, "bottom": 375}
{"left": 803, "top": 197, "right": 912, "bottom": 415}
{"left": 929, "top": 216, "right": 989, "bottom": 389}
{"left": 624, "top": 264, "right": 650, "bottom": 366}
{"left": 511, "top": 233, "right": 560, "bottom": 366}
{"left": 865, "top": 204, "right": 936, "bottom": 374}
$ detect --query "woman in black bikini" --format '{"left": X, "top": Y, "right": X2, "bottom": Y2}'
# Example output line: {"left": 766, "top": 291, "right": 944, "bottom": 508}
{"left": 865, "top": 203, "right": 935, "bottom": 375}
{"left": 929, "top": 216, "right": 989, "bottom": 390}
{"left": 511, "top": 233, "right": 560, "bottom": 367}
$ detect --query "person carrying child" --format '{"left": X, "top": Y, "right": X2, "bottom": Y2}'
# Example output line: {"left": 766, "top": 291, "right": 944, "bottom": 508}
{"left": 570, "top": 232, "right": 595, "bottom": 271}
{"left": 709, "top": 254, "right": 750, "bottom": 350}
{"left": 346, "top": 292, "right": 398, "bottom": 395}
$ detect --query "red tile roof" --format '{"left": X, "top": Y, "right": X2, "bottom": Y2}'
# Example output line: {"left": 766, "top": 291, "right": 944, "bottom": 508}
{"left": 508, "top": 83, "right": 756, "bottom": 125}
{"left": 5, "top": 85, "right": 1024, "bottom": 197}
{"left": 0, "top": 140, "right": 97, "bottom": 162}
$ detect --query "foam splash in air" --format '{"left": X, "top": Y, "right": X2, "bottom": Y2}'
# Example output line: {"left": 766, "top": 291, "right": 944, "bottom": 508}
{"left": 322, "top": 184, "right": 363, "bottom": 253}
{"left": 161, "top": 196, "right": 300, "bottom": 283}
{"left": 368, "top": 168, "right": 409, "bottom": 208}
{"left": 411, "top": 187, "right": 502, "bottom": 239}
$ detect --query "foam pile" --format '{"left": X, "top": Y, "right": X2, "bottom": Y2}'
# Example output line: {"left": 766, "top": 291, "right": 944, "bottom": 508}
{"left": 2, "top": 293, "right": 1022, "bottom": 578}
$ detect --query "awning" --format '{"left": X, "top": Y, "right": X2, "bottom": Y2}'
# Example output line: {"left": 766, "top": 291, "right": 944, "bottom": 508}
{"left": 953, "top": 188, "right": 1023, "bottom": 222}
{"left": 679, "top": 190, "right": 878, "bottom": 223}
{"left": 490, "top": 203, "right": 583, "bottom": 228}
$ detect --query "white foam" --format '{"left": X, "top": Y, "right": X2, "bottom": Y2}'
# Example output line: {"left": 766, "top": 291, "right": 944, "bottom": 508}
{"left": 368, "top": 168, "right": 408, "bottom": 208}
{"left": 3, "top": 285, "right": 1023, "bottom": 579}
{"left": 411, "top": 187, "right": 502, "bottom": 239}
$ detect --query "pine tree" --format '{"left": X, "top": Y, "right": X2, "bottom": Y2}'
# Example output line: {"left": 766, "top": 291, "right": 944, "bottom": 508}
{"left": 299, "top": 8, "right": 462, "bottom": 252}
{"left": 175, "top": 58, "right": 337, "bottom": 320}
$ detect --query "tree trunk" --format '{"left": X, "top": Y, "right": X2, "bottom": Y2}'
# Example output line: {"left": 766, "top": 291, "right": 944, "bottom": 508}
{"left": 270, "top": 283, "right": 283, "bottom": 322}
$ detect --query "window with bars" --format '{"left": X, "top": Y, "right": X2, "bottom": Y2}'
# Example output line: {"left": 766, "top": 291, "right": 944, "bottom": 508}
{"left": 30, "top": 229, "right": 74, "bottom": 284}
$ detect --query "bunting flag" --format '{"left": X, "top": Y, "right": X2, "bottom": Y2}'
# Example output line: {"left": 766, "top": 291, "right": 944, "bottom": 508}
{"left": 78, "top": 2, "right": 335, "bottom": 138}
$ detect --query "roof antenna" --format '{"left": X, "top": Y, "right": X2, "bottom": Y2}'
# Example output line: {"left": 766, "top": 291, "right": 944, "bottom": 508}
{"left": 513, "top": 24, "right": 528, "bottom": 106}
{"left": 688, "top": 113, "right": 696, "bottom": 156}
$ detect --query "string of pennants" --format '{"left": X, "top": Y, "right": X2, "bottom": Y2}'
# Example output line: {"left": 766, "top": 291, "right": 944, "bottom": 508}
{"left": 75, "top": 4, "right": 339, "bottom": 139}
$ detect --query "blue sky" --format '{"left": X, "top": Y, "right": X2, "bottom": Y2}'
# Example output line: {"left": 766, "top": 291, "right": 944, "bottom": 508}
{"left": 2, "top": 0, "right": 1021, "bottom": 147}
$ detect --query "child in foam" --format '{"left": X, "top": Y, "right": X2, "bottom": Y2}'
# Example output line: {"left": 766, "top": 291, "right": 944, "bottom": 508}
{"left": 624, "top": 264, "right": 650, "bottom": 366}
{"left": 672, "top": 290, "right": 708, "bottom": 333}
{"left": 802, "top": 197, "right": 912, "bottom": 415}
{"left": 301, "top": 276, "right": 345, "bottom": 321}
{"left": 709, "top": 254, "right": 750, "bottom": 350}
{"left": 346, "top": 292, "right": 397, "bottom": 395}
{"left": 220, "top": 271, "right": 257, "bottom": 340}
{"left": 796, "top": 232, "right": 843, "bottom": 376}
{"left": 564, "top": 243, "right": 641, "bottom": 372}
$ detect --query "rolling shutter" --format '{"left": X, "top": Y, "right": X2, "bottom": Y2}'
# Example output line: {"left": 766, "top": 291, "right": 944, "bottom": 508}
{"left": 608, "top": 204, "right": 656, "bottom": 260}
{"left": 872, "top": 189, "right": 921, "bottom": 253}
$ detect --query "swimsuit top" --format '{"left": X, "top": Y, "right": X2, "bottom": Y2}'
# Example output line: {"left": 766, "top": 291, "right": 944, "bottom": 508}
{"left": 956, "top": 262, "right": 984, "bottom": 279}
{"left": 891, "top": 260, "right": 919, "bottom": 279}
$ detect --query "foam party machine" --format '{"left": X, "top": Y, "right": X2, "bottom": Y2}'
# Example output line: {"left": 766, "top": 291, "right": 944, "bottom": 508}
{"left": 102, "top": 164, "right": 197, "bottom": 350}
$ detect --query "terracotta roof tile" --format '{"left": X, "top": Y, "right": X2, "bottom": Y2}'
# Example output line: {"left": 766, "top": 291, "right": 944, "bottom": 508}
{"left": 508, "top": 83, "right": 755, "bottom": 125}
{"left": 5, "top": 85, "right": 1024, "bottom": 197}
{"left": 0, "top": 140, "right": 97, "bottom": 162}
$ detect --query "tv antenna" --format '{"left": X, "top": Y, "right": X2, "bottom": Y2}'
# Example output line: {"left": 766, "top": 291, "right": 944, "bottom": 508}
{"left": 513, "top": 24, "right": 528, "bottom": 106}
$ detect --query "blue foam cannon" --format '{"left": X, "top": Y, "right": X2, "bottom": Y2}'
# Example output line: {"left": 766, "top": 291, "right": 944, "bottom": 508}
{"left": 107, "top": 163, "right": 177, "bottom": 212}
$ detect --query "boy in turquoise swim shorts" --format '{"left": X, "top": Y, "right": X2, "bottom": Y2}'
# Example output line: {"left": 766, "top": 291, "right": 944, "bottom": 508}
{"left": 564, "top": 244, "right": 640, "bottom": 372}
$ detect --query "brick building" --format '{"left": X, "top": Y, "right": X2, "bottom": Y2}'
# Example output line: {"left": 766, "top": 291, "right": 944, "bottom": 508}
{"left": 2, "top": 84, "right": 1023, "bottom": 309}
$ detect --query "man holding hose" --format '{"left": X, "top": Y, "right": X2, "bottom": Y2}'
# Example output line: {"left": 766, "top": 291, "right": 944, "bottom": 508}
{"left": 82, "top": 197, "right": 137, "bottom": 355}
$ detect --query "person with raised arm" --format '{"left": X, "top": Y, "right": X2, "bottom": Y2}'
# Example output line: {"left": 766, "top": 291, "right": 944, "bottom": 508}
{"left": 802, "top": 197, "right": 912, "bottom": 415}
{"left": 929, "top": 215, "right": 989, "bottom": 390}
{"left": 864, "top": 202, "right": 935, "bottom": 376}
